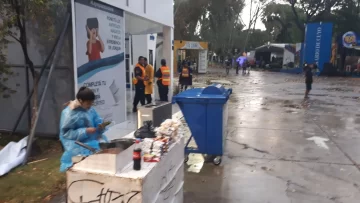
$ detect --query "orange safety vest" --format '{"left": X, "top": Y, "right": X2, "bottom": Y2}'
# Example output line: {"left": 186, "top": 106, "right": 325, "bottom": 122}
{"left": 133, "top": 63, "right": 146, "bottom": 85}
{"left": 181, "top": 67, "right": 189, "bottom": 77}
{"left": 159, "top": 66, "right": 170, "bottom": 86}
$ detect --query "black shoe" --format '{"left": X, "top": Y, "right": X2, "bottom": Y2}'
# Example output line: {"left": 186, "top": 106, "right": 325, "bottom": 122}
{"left": 132, "top": 108, "right": 137, "bottom": 112}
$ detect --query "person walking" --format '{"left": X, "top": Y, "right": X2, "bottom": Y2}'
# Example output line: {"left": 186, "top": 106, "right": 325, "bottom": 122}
{"left": 242, "top": 61, "right": 248, "bottom": 74}
{"left": 132, "top": 56, "right": 146, "bottom": 112}
{"left": 225, "top": 58, "right": 231, "bottom": 75}
{"left": 144, "top": 57, "right": 154, "bottom": 104}
{"left": 179, "top": 61, "right": 192, "bottom": 92}
{"left": 155, "top": 59, "right": 171, "bottom": 101}
{"left": 304, "top": 63, "right": 313, "bottom": 99}
{"left": 236, "top": 61, "right": 240, "bottom": 75}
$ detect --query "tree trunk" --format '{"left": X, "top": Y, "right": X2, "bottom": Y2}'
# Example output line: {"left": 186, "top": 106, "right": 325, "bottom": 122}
{"left": 23, "top": 49, "right": 38, "bottom": 128}
{"left": 19, "top": 19, "right": 39, "bottom": 129}
{"left": 31, "top": 73, "right": 39, "bottom": 128}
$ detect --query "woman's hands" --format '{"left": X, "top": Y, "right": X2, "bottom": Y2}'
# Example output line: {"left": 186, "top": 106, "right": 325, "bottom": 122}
{"left": 86, "top": 127, "right": 97, "bottom": 134}
{"left": 98, "top": 121, "right": 111, "bottom": 130}
{"left": 98, "top": 123, "right": 106, "bottom": 130}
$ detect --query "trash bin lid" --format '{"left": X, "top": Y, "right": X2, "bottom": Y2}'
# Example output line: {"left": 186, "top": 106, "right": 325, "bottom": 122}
{"left": 202, "top": 84, "right": 232, "bottom": 96}
{"left": 173, "top": 84, "right": 232, "bottom": 103}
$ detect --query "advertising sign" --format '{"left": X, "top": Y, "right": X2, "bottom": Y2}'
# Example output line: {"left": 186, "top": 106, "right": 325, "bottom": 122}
{"left": 72, "top": 0, "right": 126, "bottom": 123}
{"left": 181, "top": 41, "right": 205, "bottom": 50}
{"left": 198, "top": 50, "right": 208, "bottom": 73}
{"left": 303, "top": 22, "right": 333, "bottom": 73}
{"left": 342, "top": 31, "right": 358, "bottom": 48}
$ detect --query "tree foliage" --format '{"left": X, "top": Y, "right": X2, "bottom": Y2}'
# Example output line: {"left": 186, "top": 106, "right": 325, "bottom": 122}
{"left": 199, "top": 0, "right": 245, "bottom": 56}
{"left": 0, "top": 0, "right": 67, "bottom": 125}
{"left": 174, "top": 0, "right": 205, "bottom": 40}
{"left": 287, "top": 0, "right": 339, "bottom": 40}
{"left": 174, "top": 0, "right": 272, "bottom": 56}
{"left": 331, "top": 0, "right": 360, "bottom": 34}
{"left": 260, "top": 0, "right": 360, "bottom": 43}
{"left": 262, "top": 3, "right": 305, "bottom": 43}
{"left": 0, "top": 0, "right": 66, "bottom": 77}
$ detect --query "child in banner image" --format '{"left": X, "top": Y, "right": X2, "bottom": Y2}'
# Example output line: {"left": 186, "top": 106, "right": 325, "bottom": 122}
{"left": 86, "top": 18, "right": 104, "bottom": 62}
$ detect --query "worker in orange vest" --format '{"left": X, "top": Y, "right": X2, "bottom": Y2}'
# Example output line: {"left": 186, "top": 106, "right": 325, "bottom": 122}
{"left": 155, "top": 59, "right": 171, "bottom": 102}
{"left": 179, "top": 61, "right": 192, "bottom": 92}
{"left": 132, "top": 56, "right": 146, "bottom": 112}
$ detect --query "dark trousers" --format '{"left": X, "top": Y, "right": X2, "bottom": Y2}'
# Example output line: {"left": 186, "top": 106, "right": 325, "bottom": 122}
{"left": 145, "top": 94, "right": 152, "bottom": 104}
{"left": 236, "top": 66, "right": 239, "bottom": 74}
{"left": 157, "top": 81, "right": 169, "bottom": 102}
{"left": 133, "top": 87, "right": 145, "bottom": 109}
{"left": 181, "top": 85, "right": 188, "bottom": 91}
{"left": 242, "top": 66, "right": 247, "bottom": 74}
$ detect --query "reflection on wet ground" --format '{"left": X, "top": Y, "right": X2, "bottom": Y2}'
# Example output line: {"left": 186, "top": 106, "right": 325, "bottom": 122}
{"left": 184, "top": 69, "right": 360, "bottom": 203}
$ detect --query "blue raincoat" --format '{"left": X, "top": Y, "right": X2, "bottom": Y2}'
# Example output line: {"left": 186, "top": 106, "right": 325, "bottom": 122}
{"left": 59, "top": 105, "right": 107, "bottom": 172}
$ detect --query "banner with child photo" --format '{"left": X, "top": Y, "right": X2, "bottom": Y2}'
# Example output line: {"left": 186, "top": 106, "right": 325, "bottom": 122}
{"left": 72, "top": 0, "right": 126, "bottom": 124}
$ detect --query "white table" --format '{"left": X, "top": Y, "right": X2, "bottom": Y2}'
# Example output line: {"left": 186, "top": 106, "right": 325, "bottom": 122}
{"left": 66, "top": 112, "right": 185, "bottom": 203}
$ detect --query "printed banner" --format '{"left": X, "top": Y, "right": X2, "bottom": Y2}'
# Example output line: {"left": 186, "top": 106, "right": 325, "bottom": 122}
{"left": 303, "top": 22, "right": 333, "bottom": 73}
{"left": 181, "top": 41, "right": 204, "bottom": 50}
{"left": 72, "top": 0, "right": 126, "bottom": 123}
{"left": 342, "top": 31, "right": 359, "bottom": 48}
{"left": 198, "top": 50, "right": 208, "bottom": 73}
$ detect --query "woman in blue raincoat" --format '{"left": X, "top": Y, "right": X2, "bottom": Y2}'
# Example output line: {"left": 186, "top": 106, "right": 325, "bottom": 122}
{"left": 59, "top": 87, "right": 107, "bottom": 172}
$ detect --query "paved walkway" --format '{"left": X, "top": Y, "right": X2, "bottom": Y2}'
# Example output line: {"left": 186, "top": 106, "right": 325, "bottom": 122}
{"left": 51, "top": 69, "right": 360, "bottom": 203}
{"left": 184, "top": 70, "right": 360, "bottom": 203}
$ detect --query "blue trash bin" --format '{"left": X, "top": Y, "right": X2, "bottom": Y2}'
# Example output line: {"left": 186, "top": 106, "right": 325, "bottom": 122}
{"left": 173, "top": 84, "right": 232, "bottom": 165}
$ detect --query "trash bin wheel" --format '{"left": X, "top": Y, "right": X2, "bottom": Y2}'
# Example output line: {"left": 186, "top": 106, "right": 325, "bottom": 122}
{"left": 213, "top": 156, "right": 222, "bottom": 165}
{"left": 184, "top": 155, "right": 189, "bottom": 163}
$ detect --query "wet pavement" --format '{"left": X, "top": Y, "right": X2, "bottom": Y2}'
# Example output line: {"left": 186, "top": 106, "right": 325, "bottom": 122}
{"left": 184, "top": 69, "right": 360, "bottom": 203}
{"left": 50, "top": 68, "right": 360, "bottom": 203}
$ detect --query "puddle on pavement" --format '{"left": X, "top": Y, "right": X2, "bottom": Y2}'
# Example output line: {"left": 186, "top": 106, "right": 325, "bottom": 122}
{"left": 340, "top": 96, "right": 360, "bottom": 100}
{"left": 283, "top": 104, "right": 302, "bottom": 109}
{"left": 260, "top": 96, "right": 346, "bottom": 114}
{"left": 210, "top": 79, "right": 235, "bottom": 85}
{"left": 229, "top": 97, "right": 240, "bottom": 103}
{"left": 186, "top": 154, "right": 205, "bottom": 173}
{"left": 320, "top": 87, "right": 354, "bottom": 92}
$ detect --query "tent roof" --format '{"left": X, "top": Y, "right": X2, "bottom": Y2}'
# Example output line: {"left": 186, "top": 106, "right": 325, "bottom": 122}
{"left": 255, "top": 43, "right": 287, "bottom": 53}
{"left": 125, "top": 12, "right": 163, "bottom": 35}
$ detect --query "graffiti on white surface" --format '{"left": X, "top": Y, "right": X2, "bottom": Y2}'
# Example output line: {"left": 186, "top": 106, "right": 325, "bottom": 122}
{"left": 67, "top": 179, "right": 140, "bottom": 203}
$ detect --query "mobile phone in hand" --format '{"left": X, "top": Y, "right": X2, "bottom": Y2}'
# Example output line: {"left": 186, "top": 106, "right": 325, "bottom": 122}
{"left": 98, "top": 121, "right": 111, "bottom": 129}
{"left": 102, "top": 121, "right": 111, "bottom": 127}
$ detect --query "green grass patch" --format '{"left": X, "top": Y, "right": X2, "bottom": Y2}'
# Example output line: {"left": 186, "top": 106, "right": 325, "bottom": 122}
{"left": 0, "top": 134, "right": 65, "bottom": 203}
